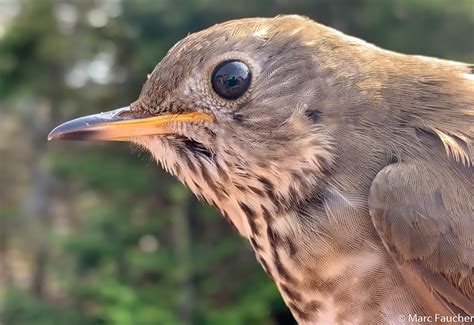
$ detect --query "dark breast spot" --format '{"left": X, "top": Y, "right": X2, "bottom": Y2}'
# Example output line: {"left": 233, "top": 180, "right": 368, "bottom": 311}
{"left": 291, "top": 171, "right": 304, "bottom": 184}
{"left": 261, "top": 204, "right": 272, "bottom": 223}
{"left": 280, "top": 283, "right": 302, "bottom": 302}
{"left": 192, "top": 180, "right": 202, "bottom": 192}
{"left": 184, "top": 139, "right": 212, "bottom": 159}
{"left": 174, "top": 162, "right": 182, "bottom": 175}
{"left": 272, "top": 246, "right": 298, "bottom": 284}
{"left": 257, "top": 176, "right": 274, "bottom": 192}
{"left": 258, "top": 256, "right": 275, "bottom": 281}
{"left": 205, "top": 128, "right": 216, "bottom": 139}
{"left": 248, "top": 185, "right": 264, "bottom": 197}
{"left": 308, "top": 276, "right": 337, "bottom": 293}
{"left": 258, "top": 176, "right": 278, "bottom": 204}
{"left": 287, "top": 302, "right": 312, "bottom": 321}
{"left": 249, "top": 237, "right": 262, "bottom": 251}
{"left": 239, "top": 202, "right": 261, "bottom": 236}
{"left": 268, "top": 227, "right": 298, "bottom": 256}
{"left": 239, "top": 202, "right": 254, "bottom": 219}
{"left": 334, "top": 291, "right": 352, "bottom": 305}
{"left": 266, "top": 226, "right": 277, "bottom": 244}
{"left": 185, "top": 155, "right": 198, "bottom": 175}
{"left": 288, "top": 185, "right": 299, "bottom": 202}
{"left": 214, "top": 160, "right": 229, "bottom": 182}
{"left": 287, "top": 239, "right": 297, "bottom": 256}
{"left": 198, "top": 160, "right": 216, "bottom": 190}
{"left": 304, "top": 300, "right": 321, "bottom": 313}
{"left": 234, "top": 183, "right": 248, "bottom": 193}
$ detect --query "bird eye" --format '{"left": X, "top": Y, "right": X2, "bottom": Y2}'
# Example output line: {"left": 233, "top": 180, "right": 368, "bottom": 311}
{"left": 211, "top": 60, "right": 251, "bottom": 100}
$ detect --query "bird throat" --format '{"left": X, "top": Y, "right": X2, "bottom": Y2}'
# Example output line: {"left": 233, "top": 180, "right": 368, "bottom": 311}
{"left": 137, "top": 134, "right": 386, "bottom": 323}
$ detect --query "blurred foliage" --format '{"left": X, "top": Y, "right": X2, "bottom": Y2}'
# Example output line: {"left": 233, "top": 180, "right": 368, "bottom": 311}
{"left": 0, "top": 0, "right": 472, "bottom": 324}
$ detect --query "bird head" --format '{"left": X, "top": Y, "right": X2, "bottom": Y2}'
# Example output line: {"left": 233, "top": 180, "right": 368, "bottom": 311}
{"left": 49, "top": 16, "right": 356, "bottom": 235}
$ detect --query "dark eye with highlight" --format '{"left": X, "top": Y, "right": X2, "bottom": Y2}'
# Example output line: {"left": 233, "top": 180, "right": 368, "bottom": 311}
{"left": 211, "top": 60, "right": 251, "bottom": 100}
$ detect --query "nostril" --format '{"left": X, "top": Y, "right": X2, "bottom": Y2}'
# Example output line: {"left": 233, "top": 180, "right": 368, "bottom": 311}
{"left": 119, "top": 111, "right": 132, "bottom": 118}
{"left": 117, "top": 110, "right": 137, "bottom": 119}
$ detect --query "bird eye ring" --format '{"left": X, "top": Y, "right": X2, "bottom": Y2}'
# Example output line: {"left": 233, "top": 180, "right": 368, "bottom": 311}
{"left": 211, "top": 60, "right": 252, "bottom": 100}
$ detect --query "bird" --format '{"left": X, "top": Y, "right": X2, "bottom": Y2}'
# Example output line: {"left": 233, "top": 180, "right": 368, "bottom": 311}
{"left": 48, "top": 15, "right": 473, "bottom": 324}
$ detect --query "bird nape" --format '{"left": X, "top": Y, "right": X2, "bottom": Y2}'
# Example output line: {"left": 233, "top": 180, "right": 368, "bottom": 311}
{"left": 49, "top": 15, "right": 473, "bottom": 324}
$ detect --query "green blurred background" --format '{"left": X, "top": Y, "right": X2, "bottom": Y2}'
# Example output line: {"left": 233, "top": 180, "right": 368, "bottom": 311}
{"left": 0, "top": 0, "right": 472, "bottom": 324}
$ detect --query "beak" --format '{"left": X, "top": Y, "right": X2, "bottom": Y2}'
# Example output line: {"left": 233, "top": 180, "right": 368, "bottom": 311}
{"left": 48, "top": 106, "right": 213, "bottom": 141}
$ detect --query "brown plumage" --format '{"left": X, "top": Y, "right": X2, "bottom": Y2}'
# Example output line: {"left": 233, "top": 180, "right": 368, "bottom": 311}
{"left": 49, "top": 15, "right": 473, "bottom": 324}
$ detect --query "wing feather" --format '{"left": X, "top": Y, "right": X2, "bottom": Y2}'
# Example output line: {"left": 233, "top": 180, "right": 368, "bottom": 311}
{"left": 368, "top": 162, "right": 474, "bottom": 316}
